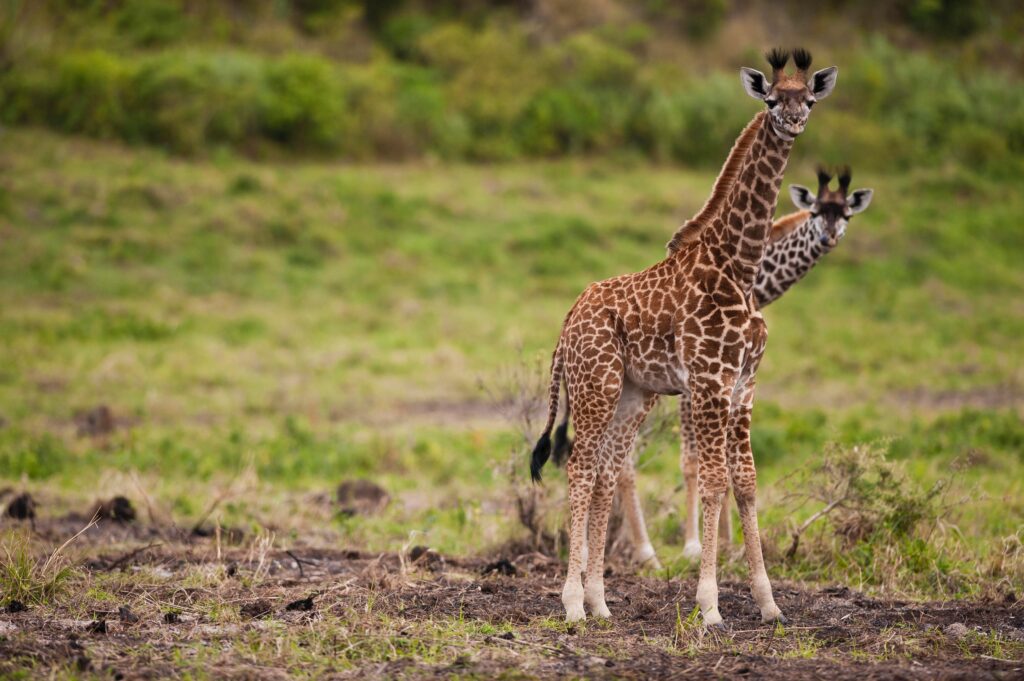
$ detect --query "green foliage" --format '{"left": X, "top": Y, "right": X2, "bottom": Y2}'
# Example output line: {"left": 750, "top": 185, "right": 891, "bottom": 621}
{"left": 898, "top": 0, "right": 987, "bottom": 38}
{"left": 116, "top": 0, "right": 189, "bottom": 47}
{"left": 1, "top": 11, "right": 1021, "bottom": 170}
{"left": 259, "top": 54, "right": 346, "bottom": 150}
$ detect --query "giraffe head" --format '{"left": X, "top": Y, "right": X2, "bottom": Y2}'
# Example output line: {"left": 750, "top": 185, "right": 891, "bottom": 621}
{"left": 789, "top": 166, "right": 873, "bottom": 249}
{"left": 740, "top": 48, "right": 837, "bottom": 141}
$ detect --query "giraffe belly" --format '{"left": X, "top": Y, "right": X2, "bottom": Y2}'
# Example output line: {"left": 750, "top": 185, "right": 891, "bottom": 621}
{"left": 624, "top": 344, "right": 689, "bottom": 395}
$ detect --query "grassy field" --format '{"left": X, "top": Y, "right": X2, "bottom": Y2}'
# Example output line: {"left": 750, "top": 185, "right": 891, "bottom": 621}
{"left": 1, "top": 124, "right": 1023, "bottom": 677}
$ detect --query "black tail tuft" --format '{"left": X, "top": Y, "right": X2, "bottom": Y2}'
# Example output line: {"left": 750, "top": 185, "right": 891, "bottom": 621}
{"left": 530, "top": 431, "right": 552, "bottom": 483}
{"left": 551, "top": 418, "right": 573, "bottom": 467}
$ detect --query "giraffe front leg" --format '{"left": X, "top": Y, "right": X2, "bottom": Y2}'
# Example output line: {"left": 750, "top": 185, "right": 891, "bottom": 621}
{"left": 690, "top": 385, "right": 732, "bottom": 628}
{"left": 679, "top": 396, "right": 702, "bottom": 559}
{"left": 718, "top": 487, "right": 733, "bottom": 547}
{"left": 729, "top": 384, "right": 784, "bottom": 624}
{"left": 616, "top": 464, "right": 661, "bottom": 569}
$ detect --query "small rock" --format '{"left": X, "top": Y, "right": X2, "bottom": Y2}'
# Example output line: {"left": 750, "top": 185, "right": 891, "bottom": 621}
{"left": 336, "top": 479, "right": 389, "bottom": 516}
{"left": 240, "top": 600, "right": 273, "bottom": 619}
{"left": 5, "top": 493, "right": 35, "bottom": 520}
{"left": 285, "top": 596, "right": 315, "bottom": 612}
{"left": 118, "top": 606, "right": 140, "bottom": 624}
{"left": 944, "top": 622, "right": 970, "bottom": 639}
{"left": 75, "top": 405, "right": 115, "bottom": 437}
{"left": 96, "top": 496, "right": 136, "bottom": 523}
{"left": 86, "top": 619, "right": 108, "bottom": 635}
{"left": 482, "top": 558, "right": 517, "bottom": 577}
{"left": 5, "top": 600, "right": 27, "bottom": 613}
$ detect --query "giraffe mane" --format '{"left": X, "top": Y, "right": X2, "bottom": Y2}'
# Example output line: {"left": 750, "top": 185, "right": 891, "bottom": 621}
{"left": 768, "top": 210, "right": 812, "bottom": 244}
{"left": 666, "top": 111, "right": 767, "bottom": 254}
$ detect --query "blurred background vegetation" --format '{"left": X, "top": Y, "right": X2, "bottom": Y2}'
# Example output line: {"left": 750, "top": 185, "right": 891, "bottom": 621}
{"left": 0, "top": 0, "right": 1022, "bottom": 600}
{"left": 2, "top": 0, "right": 1024, "bottom": 170}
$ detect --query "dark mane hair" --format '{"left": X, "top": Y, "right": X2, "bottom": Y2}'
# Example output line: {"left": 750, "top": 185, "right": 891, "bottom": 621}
{"left": 766, "top": 48, "right": 790, "bottom": 72}
{"left": 792, "top": 48, "right": 813, "bottom": 72}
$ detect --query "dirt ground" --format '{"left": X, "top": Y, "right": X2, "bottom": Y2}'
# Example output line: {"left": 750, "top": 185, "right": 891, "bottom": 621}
{"left": 2, "top": 513, "right": 1023, "bottom": 680}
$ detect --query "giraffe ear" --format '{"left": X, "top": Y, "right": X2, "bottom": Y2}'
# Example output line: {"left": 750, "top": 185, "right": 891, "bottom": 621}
{"left": 810, "top": 66, "right": 838, "bottom": 100}
{"left": 847, "top": 188, "right": 873, "bottom": 214}
{"left": 740, "top": 67, "right": 770, "bottom": 100}
{"left": 789, "top": 185, "right": 816, "bottom": 211}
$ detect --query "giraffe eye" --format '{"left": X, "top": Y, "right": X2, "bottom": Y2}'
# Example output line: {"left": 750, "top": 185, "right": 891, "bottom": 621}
{"left": 806, "top": 100, "right": 815, "bottom": 109}
{"left": 765, "top": 99, "right": 778, "bottom": 109}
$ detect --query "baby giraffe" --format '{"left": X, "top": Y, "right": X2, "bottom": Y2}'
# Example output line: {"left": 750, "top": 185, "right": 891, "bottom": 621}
{"left": 530, "top": 48, "right": 838, "bottom": 626}
{"left": 547, "top": 166, "right": 874, "bottom": 570}
{"left": 634, "top": 166, "right": 874, "bottom": 565}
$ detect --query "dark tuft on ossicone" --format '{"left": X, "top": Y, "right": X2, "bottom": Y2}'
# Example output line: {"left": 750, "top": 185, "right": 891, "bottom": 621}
{"left": 792, "top": 48, "right": 813, "bottom": 71}
{"left": 816, "top": 165, "right": 832, "bottom": 189}
{"left": 765, "top": 48, "right": 790, "bottom": 72}
{"left": 837, "top": 165, "right": 852, "bottom": 192}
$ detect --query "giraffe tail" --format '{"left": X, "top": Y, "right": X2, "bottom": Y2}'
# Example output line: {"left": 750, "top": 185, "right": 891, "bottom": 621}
{"left": 551, "top": 408, "right": 572, "bottom": 467}
{"left": 530, "top": 340, "right": 566, "bottom": 483}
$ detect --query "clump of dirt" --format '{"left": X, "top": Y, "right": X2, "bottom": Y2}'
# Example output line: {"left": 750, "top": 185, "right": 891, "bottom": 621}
{"left": 4, "top": 600, "right": 27, "bottom": 614}
{"left": 94, "top": 496, "right": 136, "bottom": 523}
{"left": 336, "top": 479, "right": 389, "bottom": 516}
{"left": 482, "top": 558, "right": 517, "bottom": 577}
{"left": 240, "top": 600, "right": 273, "bottom": 619}
{"left": 4, "top": 493, "right": 35, "bottom": 520}
{"left": 285, "top": 596, "right": 315, "bottom": 612}
{"left": 75, "top": 405, "right": 115, "bottom": 437}
{"left": 118, "top": 606, "right": 140, "bottom": 624}
{"left": 409, "top": 545, "right": 446, "bottom": 572}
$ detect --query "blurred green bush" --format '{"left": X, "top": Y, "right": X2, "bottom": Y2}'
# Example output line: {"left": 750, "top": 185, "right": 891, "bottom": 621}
{"left": 0, "top": 11, "right": 1020, "bottom": 171}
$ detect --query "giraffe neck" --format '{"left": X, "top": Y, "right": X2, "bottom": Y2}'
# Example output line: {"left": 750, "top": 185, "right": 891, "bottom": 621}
{"left": 701, "top": 118, "right": 793, "bottom": 292}
{"left": 753, "top": 214, "right": 830, "bottom": 307}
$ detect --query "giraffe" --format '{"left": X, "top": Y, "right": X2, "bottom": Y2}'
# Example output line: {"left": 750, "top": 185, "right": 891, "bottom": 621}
{"left": 549, "top": 166, "right": 874, "bottom": 569}
{"left": 529, "top": 48, "right": 838, "bottom": 626}
{"left": 631, "top": 165, "right": 875, "bottom": 564}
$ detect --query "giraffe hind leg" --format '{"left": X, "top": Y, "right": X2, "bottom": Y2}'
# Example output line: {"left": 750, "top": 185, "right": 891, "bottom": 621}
{"left": 583, "top": 385, "right": 658, "bottom": 618}
{"left": 561, "top": 382, "right": 621, "bottom": 622}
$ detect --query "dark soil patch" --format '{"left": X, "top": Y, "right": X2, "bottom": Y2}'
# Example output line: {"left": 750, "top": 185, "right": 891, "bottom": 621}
{"left": 0, "top": 520, "right": 1021, "bottom": 679}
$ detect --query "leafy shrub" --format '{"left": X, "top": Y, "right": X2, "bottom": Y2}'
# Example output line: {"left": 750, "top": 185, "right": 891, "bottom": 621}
{"left": 49, "top": 51, "right": 131, "bottom": 138}
{"left": 128, "top": 51, "right": 263, "bottom": 152}
{"left": 116, "top": 0, "right": 189, "bottom": 47}
{"left": 898, "top": 0, "right": 987, "bottom": 38}
{"left": 259, "top": 53, "right": 347, "bottom": 151}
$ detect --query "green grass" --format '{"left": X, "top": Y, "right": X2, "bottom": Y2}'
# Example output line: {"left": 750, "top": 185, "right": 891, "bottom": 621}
{"left": 0, "top": 126, "right": 1022, "bottom": 601}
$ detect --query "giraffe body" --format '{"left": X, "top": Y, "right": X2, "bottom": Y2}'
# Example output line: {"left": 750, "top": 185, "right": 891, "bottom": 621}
{"left": 530, "top": 49, "right": 839, "bottom": 626}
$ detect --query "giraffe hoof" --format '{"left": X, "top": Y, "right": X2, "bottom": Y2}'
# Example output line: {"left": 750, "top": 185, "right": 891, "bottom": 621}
{"left": 762, "top": 611, "right": 787, "bottom": 625}
{"left": 565, "top": 605, "right": 586, "bottom": 623}
{"left": 706, "top": 621, "right": 727, "bottom": 632}
{"left": 636, "top": 544, "right": 661, "bottom": 570}
{"left": 682, "top": 541, "right": 702, "bottom": 560}
{"left": 701, "top": 608, "right": 724, "bottom": 628}
{"left": 590, "top": 603, "right": 611, "bottom": 619}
